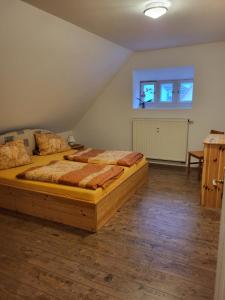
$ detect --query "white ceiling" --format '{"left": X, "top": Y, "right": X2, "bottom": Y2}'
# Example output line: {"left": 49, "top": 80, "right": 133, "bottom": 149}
{"left": 23, "top": 0, "right": 225, "bottom": 51}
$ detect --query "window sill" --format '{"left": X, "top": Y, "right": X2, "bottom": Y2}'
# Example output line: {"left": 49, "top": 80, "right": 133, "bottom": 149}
{"left": 133, "top": 106, "right": 192, "bottom": 110}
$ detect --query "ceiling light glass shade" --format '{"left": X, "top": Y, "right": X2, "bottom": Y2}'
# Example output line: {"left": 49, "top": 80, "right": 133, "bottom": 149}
{"left": 144, "top": 6, "right": 168, "bottom": 19}
{"left": 144, "top": 1, "right": 171, "bottom": 19}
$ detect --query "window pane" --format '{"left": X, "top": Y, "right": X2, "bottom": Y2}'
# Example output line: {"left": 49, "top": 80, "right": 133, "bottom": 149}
{"left": 160, "top": 83, "right": 173, "bottom": 102}
{"left": 141, "top": 83, "right": 155, "bottom": 103}
{"left": 179, "top": 82, "right": 193, "bottom": 102}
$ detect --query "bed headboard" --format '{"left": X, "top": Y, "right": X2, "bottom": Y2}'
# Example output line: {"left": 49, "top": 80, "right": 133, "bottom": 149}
{"left": 0, "top": 128, "right": 50, "bottom": 154}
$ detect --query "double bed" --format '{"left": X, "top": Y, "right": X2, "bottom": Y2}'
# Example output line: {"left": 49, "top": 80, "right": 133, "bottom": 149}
{"left": 0, "top": 149, "right": 148, "bottom": 232}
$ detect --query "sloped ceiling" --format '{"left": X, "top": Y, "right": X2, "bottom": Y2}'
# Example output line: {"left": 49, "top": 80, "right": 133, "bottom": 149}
{"left": 0, "top": 0, "right": 131, "bottom": 134}
{"left": 22, "top": 0, "right": 225, "bottom": 51}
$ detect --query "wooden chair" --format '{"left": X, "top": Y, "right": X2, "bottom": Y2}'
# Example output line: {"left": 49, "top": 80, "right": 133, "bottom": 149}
{"left": 188, "top": 130, "right": 224, "bottom": 179}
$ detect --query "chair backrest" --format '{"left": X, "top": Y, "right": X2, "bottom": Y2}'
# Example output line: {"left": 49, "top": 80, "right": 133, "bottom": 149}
{"left": 210, "top": 129, "right": 224, "bottom": 134}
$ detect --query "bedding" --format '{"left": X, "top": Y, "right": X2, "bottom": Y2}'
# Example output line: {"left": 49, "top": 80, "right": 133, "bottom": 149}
{"left": 0, "top": 150, "right": 147, "bottom": 202}
{"left": 64, "top": 148, "right": 144, "bottom": 167}
{"left": 0, "top": 139, "right": 31, "bottom": 170}
{"left": 35, "top": 132, "right": 71, "bottom": 155}
{"left": 17, "top": 160, "right": 124, "bottom": 190}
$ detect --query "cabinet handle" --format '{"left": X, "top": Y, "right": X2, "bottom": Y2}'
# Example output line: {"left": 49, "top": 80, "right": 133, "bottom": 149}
{"left": 213, "top": 179, "right": 224, "bottom": 186}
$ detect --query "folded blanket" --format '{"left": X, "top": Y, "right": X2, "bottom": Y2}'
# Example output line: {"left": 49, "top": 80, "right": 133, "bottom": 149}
{"left": 17, "top": 160, "right": 124, "bottom": 190}
{"left": 64, "top": 148, "right": 144, "bottom": 167}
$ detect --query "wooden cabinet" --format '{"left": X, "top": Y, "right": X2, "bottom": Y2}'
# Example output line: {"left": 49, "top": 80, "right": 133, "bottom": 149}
{"left": 201, "top": 134, "right": 225, "bottom": 208}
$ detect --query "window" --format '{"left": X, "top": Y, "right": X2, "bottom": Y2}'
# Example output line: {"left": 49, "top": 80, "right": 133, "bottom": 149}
{"left": 139, "top": 79, "right": 194, "bottom": 109}
{"left": 179, "top": 81, "right": 194, "bottom": 102}
{"left": 140, "top": 82, "right": 156, "bottom": 103}
{"left": 133, "top": 65, "right": 195, "bottom": 109}
{"left": 160, "top": 82, "right": 173, "bottom": 102}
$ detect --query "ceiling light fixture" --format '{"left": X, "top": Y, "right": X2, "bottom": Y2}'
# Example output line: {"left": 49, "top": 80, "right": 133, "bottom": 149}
{"left": 144, "top": 1, "right": 171, "bottom": 19}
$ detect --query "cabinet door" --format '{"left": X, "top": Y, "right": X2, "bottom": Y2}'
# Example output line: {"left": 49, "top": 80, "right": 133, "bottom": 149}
{"left": 134, "top": 119, "right": 187, "bottom": 161}
{"left": 133, "top": 119, "right": 152, "bottom": 157}
{"left": 147, "top": 119, "right": 162, "bottom": 160}
{"left": 156, "top": 120, "right": 188, "bottom": 161}
{"left": 133, "top": 119, "right": 188, "bottom": 161}
{"left": 216, "top": 146, "right": 225, "bottom": 207}
{"left": 133, "top": 119, "right": 163, "bottom": 159}
{"left": 201, "top": 144, "right": 221, "bottom": 208}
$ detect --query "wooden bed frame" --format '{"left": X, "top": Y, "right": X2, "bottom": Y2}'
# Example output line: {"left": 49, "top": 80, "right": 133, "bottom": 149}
{"left": 0, "top": 162, "right": 148, "bottom": 232}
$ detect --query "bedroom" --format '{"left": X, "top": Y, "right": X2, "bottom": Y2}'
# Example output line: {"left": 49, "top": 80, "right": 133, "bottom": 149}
{"left": 0, "top": 0, "right": 225, "bottom": 299}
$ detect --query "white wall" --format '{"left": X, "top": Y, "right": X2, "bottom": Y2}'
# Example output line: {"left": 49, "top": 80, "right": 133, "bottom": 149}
{"left": 0, "top": 0, "right": 131, "bottom": 134}
{"left": 74, "top": 42, "right": 225, "bottom": 154}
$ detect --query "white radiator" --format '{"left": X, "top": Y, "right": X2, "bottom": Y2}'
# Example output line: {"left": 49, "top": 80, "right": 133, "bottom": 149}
{"left": 133, "top": 118, "right": 189, "bottom": 162}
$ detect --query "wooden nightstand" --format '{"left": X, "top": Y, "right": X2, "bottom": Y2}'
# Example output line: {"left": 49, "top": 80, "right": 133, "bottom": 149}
{"left": 70, "top": 144, "right": 84, "bottom": 150}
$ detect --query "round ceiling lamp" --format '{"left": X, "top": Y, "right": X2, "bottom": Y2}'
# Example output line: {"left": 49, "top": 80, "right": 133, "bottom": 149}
{"left": 144, "top": 1, "right": 171, "bottom": 19}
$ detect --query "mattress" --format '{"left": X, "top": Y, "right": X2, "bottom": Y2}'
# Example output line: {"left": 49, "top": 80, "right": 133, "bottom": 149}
{"left": 0, "top": 150, "right": 147, "bottom": 204}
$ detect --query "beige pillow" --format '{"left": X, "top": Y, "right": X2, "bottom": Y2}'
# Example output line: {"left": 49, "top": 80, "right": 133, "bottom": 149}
{"left": 0, "top": 129, "right": 52, "bottom": 155}
{"left": 35, "top": 132, "right": 71, "bottom": 155}
{"left": 0, "top": 139, "right": 32, "bottom": 170}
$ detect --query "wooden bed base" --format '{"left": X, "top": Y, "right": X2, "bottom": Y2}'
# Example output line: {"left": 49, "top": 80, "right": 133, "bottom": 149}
{"left": 0, "top": 163, "right": 148, "bottom": 232}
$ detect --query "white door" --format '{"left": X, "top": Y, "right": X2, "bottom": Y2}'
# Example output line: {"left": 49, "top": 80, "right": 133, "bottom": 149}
{"left": 214, "top": 176, "right": 225, "bottom": 300}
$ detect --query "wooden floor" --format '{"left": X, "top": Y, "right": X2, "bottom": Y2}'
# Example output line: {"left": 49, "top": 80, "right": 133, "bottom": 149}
{"left": 0, "top": 165, "right": 221, "bottom": 300}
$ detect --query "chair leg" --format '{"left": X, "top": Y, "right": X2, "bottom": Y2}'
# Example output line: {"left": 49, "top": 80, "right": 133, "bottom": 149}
{"left": 187, "top": 153, "right": 191, "bottom": 175}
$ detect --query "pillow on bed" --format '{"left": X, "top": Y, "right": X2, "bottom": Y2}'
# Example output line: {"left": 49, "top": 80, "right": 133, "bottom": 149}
{"left": 0, "top": 139, "right": 32, "bottom": 170}
{"left": 34, "top": 132, "right": 71, "bottom": 156}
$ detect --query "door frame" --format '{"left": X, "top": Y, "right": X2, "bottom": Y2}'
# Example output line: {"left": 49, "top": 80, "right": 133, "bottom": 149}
{"left": 214, "top": 178, "right": 225, "bottom": 299}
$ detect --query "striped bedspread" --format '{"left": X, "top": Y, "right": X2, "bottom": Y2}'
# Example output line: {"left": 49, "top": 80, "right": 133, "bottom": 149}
{"left": 17, "top": 160, "right": 124, "bottom": 190}
{"left": 64, "top": 148, "right": 144, "bottom": 167}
